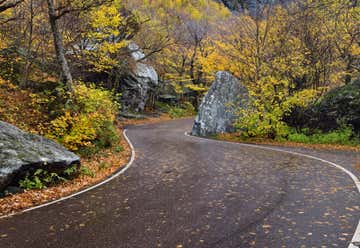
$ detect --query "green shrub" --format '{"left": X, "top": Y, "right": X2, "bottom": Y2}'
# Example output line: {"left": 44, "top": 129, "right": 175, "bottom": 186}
{"left": 94, "top": 120, "right": 119, "bottom": 148}
{"left": 63, "top": 165, "right": 79, "bottom": 177}
{"left": 155, "top": 101, "right": 172, "bottom": 112}
{"left": 19, "top": 169, "right": 66, "bottom": 190}
{"left": 235, "top": 76, "right": 318, "bottom": 139}
{"left": 287, "top": 132, "right": 311, "bottom": 143}
{"left": 168, "top": 107, "right": 187, "bottom": 118}
{"left": 19, "top": 176, "right": 44, "bottom": 190}
{"left": 113, "top": 145, "right": 124, "bottom": 153}
{"left": 80, "top": 166, "right": 96, "bottom": 178}
{"left": 99, "top": 162, "right": 111, "bottom": 170}
{"left": 156, "top": 101, "right": 196, "bottom": 119}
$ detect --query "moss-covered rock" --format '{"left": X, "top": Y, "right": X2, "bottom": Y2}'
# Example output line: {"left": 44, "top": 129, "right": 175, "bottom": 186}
{"left": 287, "top": 79, "right": 360, "bottom": 134}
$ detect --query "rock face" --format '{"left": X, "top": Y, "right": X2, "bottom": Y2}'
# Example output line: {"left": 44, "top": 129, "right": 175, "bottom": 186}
{"left": 317, "top": 78, "right": 360, "bottom": 133}
{"left": 217, "top": 0, "right": 290, "bottom": 11}
{"left": 192, "top": 71, "right": 249, "bottom": 136}
{"left": 120, "top": 43, "right": 159, "bottom": 113}
{"left": 0, "top": 121, "right": 80, "bottom": 192}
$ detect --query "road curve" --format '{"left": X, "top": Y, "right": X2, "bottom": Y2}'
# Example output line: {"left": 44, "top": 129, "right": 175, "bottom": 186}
{"left": 0, "top": 119, "right": 359, "bottom": 248}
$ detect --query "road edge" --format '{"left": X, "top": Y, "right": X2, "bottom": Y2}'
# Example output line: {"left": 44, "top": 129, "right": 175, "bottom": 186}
{"left": 0, "top": 129, "right": 136, "bottom": 220}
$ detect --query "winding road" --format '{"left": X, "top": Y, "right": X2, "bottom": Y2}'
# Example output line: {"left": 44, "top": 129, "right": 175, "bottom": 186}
{"left": 0, "top": 119, "right": 359, "bottom": 248}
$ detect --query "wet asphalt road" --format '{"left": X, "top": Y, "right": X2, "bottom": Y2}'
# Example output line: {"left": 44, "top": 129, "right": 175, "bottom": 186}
{"left": 0, "top": 119, "right": 359, "bottom": 248}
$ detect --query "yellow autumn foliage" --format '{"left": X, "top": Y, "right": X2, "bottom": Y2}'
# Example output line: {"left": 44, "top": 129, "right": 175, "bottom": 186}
{"left": 47, "top": 84, "right": 119, "bottom": 152}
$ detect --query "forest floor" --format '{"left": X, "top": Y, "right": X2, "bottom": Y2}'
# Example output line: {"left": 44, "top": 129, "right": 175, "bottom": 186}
{"left": 120, "top": 113, "right": 174, "bottom": 126}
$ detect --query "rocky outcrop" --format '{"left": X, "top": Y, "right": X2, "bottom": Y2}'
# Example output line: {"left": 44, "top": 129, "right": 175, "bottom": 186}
{"left": 120, "top": 43, "right": 159, "bottom": 113}
{"left": 192, "top": 71, "right": 249, "bottom": 136}
{"left": 0, "top": 121, "right": 80, "bottom": 192}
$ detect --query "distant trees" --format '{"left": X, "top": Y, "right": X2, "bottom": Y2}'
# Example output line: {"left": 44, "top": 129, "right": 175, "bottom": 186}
{"left": 45, "top": 0, "right": 113, "bottom": 93}
{"left": 84, "top": 1, "right": 140, "bottom": 89}
{"left": 0, "top": 0, "right": 229, "bottom": 103}
{"left": 126, "top": 0, "right": 231, "bottom": 107}
{"left": 0, "top": 0, "right": 358, "bottom": 110}
{"left": 0, "top": 0, "right": 358, "bottom": 142}
{"left": 216, "top": 0, "right": 249, "bottom": 11}
{"left": 289, "top": 0, "right": 360, "bottom": 88}
{"left": 195, "top": 0, "right": 359, "bottom": 138}
{"left": 0, "top": 0, "right": 114, "bottom": 93}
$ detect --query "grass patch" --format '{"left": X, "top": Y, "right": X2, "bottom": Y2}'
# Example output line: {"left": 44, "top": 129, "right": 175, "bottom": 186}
{"left": 113, "top": 145, "right": 124, "bottom": 153}
{"left": 80, "top": 166, "right": 96, "bottom": 178}
{"left": 288, "top": 128, "right": 360, "bottom": 146}
{"left": 216, "top": 128, "right": 360, "bottom": 151}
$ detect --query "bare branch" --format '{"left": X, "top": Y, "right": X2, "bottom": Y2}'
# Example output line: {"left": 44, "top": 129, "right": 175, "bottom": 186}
{"left": 0, "top": 0, "right": 24, "bottom": 13}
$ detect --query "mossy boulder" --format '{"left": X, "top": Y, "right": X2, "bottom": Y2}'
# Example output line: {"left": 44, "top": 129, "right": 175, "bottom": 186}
{"left": 287, "top": 79, "right": 360, "bottom": 134}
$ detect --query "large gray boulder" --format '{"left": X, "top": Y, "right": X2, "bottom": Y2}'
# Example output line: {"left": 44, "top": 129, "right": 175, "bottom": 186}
{"left": 0, "top": 121, "right": 80, "bottom": 192}
{"left": 192, "top": 71, "right": 249, "bottom": 136}
{"left": 120, "top": 43, "right": 159, "bottom": 113}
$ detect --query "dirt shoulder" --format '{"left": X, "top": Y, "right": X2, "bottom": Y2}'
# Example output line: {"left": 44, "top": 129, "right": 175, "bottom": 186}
{"left": 121, "top": 113, "right": 194, "bottom": 126}
{"left": 120, "top": 114, "right": 174, "bottom": 126}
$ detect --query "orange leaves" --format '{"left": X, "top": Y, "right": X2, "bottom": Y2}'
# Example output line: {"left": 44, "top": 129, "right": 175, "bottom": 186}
{"left": 0, "top": 77, "right": 47, "bottom": 134}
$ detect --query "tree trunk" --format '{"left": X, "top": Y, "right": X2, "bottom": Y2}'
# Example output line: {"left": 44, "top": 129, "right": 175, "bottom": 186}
{"left": 21, "top": 0, "right": 34, "bottom": 88}
{"left": 46, "top": 0, "right": 74, "bottom": 93}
